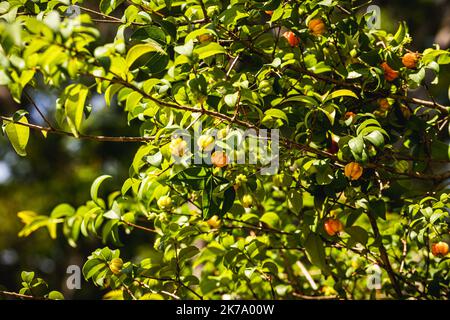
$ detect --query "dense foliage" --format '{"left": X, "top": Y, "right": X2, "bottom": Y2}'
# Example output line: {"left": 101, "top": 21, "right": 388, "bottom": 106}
{"left": 0, "top": 0, "right": 450, "bottom": 300}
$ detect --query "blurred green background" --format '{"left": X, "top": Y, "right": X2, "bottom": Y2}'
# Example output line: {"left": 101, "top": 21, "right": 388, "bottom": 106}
{"left": 0, "top": 0, "right": 449, "bottom": 299}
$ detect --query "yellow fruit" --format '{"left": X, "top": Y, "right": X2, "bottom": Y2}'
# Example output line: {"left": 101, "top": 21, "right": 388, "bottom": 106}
{"left": 402, "top": 52, "right": 419, "bottom": 69}
{"left": 308, "top": 18, "right": 326, "bottom": 36}
{"left": 197, "top": 134, "right": 215, "bottom": 151}
{"left": 344, "top": 162, "right": 363, "bottom": 180}
{"left": 242, "top": 194, "right": 254, "bottom": 208}
{"left": 235, "top": 174, "right": 247, "bottom": 187}
{"left": 157, "top": 195, "right": 172, "bottom": 210}
{"left": 207, "top": 215, "right": 221, "bottom": 229}
{"left": 109, "top": 258, "right": 123, "bottom": 275}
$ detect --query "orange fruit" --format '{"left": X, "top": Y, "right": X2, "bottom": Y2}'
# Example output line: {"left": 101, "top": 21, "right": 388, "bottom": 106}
{"left": 344, "top": 162, "right": 363, "bottom": 180}
{"left": 431, "top": 241, "right": 449, "bottom": 257}
{"left": 378, "top": 98, "right": 391, "bottom": 112}
{"left": 211, "top": 151, "right": 228, "bottom": 168}
{"left": 381, "top": 62, "right": 399, "bottom": 81}
{"left": 324, "top": 218, "right": 344, "bottom": 236}
{"left": 344, "top": 111, "right": 356, "bottom": 121}
{"left": 402, "top": 52, "right": 419, "bottom": 69}
{"left": 308, "top": 18, "right": 326, "bottom": 36}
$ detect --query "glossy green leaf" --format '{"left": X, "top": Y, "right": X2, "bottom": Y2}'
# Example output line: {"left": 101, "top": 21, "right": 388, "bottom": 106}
{"left": 4, "top": 116, "right": 29, "bottom": 157}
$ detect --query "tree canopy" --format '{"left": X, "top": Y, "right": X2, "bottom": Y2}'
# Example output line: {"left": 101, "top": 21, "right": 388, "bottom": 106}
{"left": 0, "top": 0, "right": 450, "bottom": 300}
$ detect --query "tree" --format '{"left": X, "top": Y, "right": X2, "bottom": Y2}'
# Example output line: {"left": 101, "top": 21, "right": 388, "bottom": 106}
{"left": 0, "top": 0, "right": 449, "bottom": 300}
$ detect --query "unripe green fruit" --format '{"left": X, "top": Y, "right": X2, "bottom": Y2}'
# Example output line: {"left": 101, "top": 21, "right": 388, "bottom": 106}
{"left": 158, "top": 212, "right": 168, "bottom": 222}
{"left": 394, "top": 160, "right": 409, "bottom": 173}
{"left": 272, "top": 190, "right": 286, "bottom": 200}
{"left": 157, "top": 195, "right": 172, "bottom": 210}
{"left": 258, "top": 80, "right": 273, "bottom": 95}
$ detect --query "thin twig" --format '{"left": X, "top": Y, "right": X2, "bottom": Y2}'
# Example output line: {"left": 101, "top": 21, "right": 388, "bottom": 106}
{"left": 367, "top": 212, "right": 403, "bottom": 298}
{"left": 24, "top": 90, "right": 55, "bottom": 130}
{"left": 225, "top": 53, "right": 241, "bottom": 79}
{"left": 122, "top": 220, "right": 159, "bottom": 234}
{"left": 76, "top": 5, "right": 122, "bottom": 22}
{"left": 0, "top": 290, "right": 44, "bottom": 300}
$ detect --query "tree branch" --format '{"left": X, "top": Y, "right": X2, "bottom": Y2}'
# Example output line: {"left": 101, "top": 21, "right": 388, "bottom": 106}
{"left": 0, "top": 290, "right": 44, "bottom": 300}
{"left": 367, "top": 212, "right": 403, "bottom": 298}
{"left": 0, "top": 115, "right": 154, "bottom": 142}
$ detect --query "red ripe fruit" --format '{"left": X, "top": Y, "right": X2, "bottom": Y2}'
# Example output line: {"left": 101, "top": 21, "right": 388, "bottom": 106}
{"left": 283, "top": 31, "right": 300, "bottom": 47}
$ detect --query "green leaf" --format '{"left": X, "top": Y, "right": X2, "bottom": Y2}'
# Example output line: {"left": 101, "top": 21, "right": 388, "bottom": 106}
{"left": 65, "top": 84, "right": 89, "bottom": 138}
{"left": 185, "top": 29, "right": 216, "bottom": 43}
{"left": 105, "top": 84, "right": 122, "bottom": 107}
{"left": 224, "top": 92, "right": 239, "bottom": 108}
{"left": 345, "top": 226, "right": 368, "bottom": 246}
{"left": 82, "top": 259, "right": 106, "bottom": 280}
{"left": 370, "top": 200, "right": 387, "bottom": 220}
{"left": 287, "top": 190, "right": 302, "bottom": 214}
{"left": 194, "top": 42, "right": 226, "bottom": 60}
{"left": 21, "top": 271, "right": 35, "bottom": 283}
{"left": 175, "top": 40, "right": 194, "bottom": 57}
{"left": 304, "top": 233, "right": 329, "bottom": 273}
{"left": 364, "top": 130, "right": 385, "bottom": 148}
{"left": 220, "top": 186, "right": 236, "bottom": 216}
{"left": 260, "top": 212, "right": 280, "bottom": 228}
{"left": 91, "top": 175, "right": 112, "bottom": 206}
{"left": 4, "top": 115, "right": 30, "bottom": 156}
{"left": 393, "top": 21, "right": 407, "bottom": 45}
{"left": 315, "top": 165, "right": 334, "bottom": 185}
{"left": 179, "top": 246, "right": 200, "bottom": 261}
{"left": 281, "top": 95, "right": 318, "bottom": 106}
{"left": 324, "top": 89, "right": 358, "bottom": 102}
{"left": 126, "top": 42, "right": 166, "bottom": 69}
{"left": 100, "top": 0, "right": 125, "bottom": 15}
{"left": 48, "top": 291, "right": 64, "bottom": 300}
{"left": 348, "top": 136, "right": 364, "bottom": 157}
{"left": 264, "top": 109, "right": 289, "bottom": 122}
